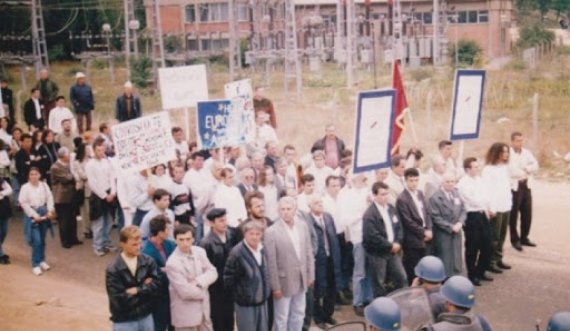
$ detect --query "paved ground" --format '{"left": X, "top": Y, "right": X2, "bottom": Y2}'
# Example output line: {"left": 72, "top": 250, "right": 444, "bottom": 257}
{"left": 1, "top": 180, "right": 569, "bottom": 331}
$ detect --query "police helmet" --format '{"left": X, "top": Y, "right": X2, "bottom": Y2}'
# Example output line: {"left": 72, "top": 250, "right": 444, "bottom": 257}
{"left": 548, "top": 311, "right": 570, "bottom": 331}
{"left": 414, "top": 255, "right": 446, "bottom": 283}
{"left": 364, "top": 297, "right": 401, "bottom": 331}
{"left": 440, "top": 276, "right": 476, "bottom": 309}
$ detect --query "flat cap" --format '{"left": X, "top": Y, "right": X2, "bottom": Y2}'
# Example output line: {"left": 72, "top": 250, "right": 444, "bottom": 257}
{"left": 206, "top": 208, "right": 226, "bottom": 221}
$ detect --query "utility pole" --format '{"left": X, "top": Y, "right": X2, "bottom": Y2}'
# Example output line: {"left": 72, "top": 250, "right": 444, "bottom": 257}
{"left": 346, "top": 0, "right": 355, "bottom": 87}
{"left": 283, "top": 0, "right": 302, "bottom": 98}
{"left": 149, "top": 0, "right": 166, "bottom": 87}
{"left": 124, "top": 0, "right": 139, "bottom": 80}
{"left": 393, "top": 0, "right": 404, "bottom": 63}
{"left": 228, "top": 0, "right": 239, "bottom": 81}
{"left": 31, "top": 0, "right": 49, "bottom": 77}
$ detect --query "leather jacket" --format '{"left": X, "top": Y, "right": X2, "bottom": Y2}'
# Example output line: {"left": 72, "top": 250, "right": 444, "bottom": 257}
{"left": 105, "top": 253, "right": 160, "bottom": 323}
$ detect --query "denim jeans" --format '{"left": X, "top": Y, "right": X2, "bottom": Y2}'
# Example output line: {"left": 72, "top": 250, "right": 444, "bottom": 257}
{"left": 92, "top": 211, "right": 113, "bottom": 251}
{"left": 23, "top": 210, "right": 50, "bottom": 267}
{"left": 132, "top": 209, "right": 149, "bottom": 227}
{"left": 352, "top": 243, "right": 373, "bottom": 306}
{"left": 273, "top": 290, "right": 306, "bottom": 331}
{"left": 112, "top": 314, "right": 154, "bottom": 331}
{"left": 0, "top": 216, "right": 9, "bottom": 256}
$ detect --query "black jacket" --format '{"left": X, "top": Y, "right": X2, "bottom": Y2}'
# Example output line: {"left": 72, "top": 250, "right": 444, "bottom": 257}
{"left": 105, "top": 253, "right": 160, "bottom": 323}
{"left": 362, "top": 202, "right": 403, "bottom": 257}
{"left": 115, "top": 94, "right": 141, "bottom": 122}
{"left": 396, "top": 190, "right": 433, "bottom": 249}
{"left": 223, "top": 241, "right": 271, "bottom": 306}
{"left": 199, "top": 229, "right": 239, "bottom": 299}
{"left": 23, "top": 98, "right": 44, "bottom": 128}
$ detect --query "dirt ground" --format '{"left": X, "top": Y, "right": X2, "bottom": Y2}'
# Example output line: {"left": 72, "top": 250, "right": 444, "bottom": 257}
{"left": 1, "top": 179, "right": 569, "bottom": 331}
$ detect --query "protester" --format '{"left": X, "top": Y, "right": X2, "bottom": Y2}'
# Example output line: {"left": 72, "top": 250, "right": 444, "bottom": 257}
{"left": 214, "top": 167, "right": 247, "bottom": 228}
{"left": 23, "top": 88, "right": 45, "bottom": 130}
{"left": 116, "top": 81, "right": 142, "bottom": 122}
{"left": 166, "top": 224, "right": 218, "bottom": 331}
{"left": 253, "top": 86, "right": 277, "bottom": 128}
{"left": 0, "top": 176, "right": 13, "bottom": 265}
{"left": 141, "top": 216, "right": 177, "bottom": 331}
{"left": 311, "top": 124, "right": 346, "bottom": 171}
{"left": 70, "top": 72, "right": 95, "bottom": 133}
{"left": 34, "top": 68, "right": 59, "bottom": 119}
{"left": 0, "top": 79, "right": 15, "bottom": 128}
{"left": 106, "top": 225, "right": 159, "bottom": 331}
{"left": 140, "top": 189, "right": 175, "bottom": 241}
{"left": 19, "top": 167, "right": 56, "bottom": 275}
{"left": 48, "top": 96, "right": 76, "bottom": 135}
{"left": 55, "top": 118, "right": 77, "bottom": 151}
{"left": 50, "top": 147, "right": 82, "bottom": 249}
{"left": 385, "top": 155, "right": 407, "bottom": 205}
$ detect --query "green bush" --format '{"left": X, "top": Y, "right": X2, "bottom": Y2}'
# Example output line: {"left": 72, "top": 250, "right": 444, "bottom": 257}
{"left": 48, "top": 44, "right": 67, "bottom": 61}
{"left": 516, "top": 23, "right": 555, "bottom": 49}
{"left": 131, "top": 56, "right": 153, "bottom": 88}
{"left": 448, "top": 40, "right": 482, "bottom": 67}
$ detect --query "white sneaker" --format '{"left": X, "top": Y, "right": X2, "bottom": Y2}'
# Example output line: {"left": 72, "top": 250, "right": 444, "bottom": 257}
{"left": 32, "top": 267, "right": 43, "bottom": 276}
{"left": 94, "top": 249, "right": 107, "bottom": 257}
{"left": 39, "top": 261, "right": 51, "bottom": 271}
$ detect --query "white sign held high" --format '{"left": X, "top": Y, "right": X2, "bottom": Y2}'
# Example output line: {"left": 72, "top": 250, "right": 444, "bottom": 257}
{"left": 158, "top": 64, "right": 209, "bottom": 110}
{"left": 112, "top": 112, "right": 177, "bottom": 172}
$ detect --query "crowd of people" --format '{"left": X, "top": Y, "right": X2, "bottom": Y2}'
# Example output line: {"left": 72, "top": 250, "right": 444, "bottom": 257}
{"left": 0, "top": 69, "right": 562, "bottom": 331}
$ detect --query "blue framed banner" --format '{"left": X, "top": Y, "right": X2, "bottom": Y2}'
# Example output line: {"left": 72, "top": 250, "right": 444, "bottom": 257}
{"left": 197, "top": 100, "right": 232, "bottom": 150}
{"left": 449, "top": 69, "right": 486, "bottom": 140}
{"left": 352, "top": 89, "right": 397, "bottom": 174}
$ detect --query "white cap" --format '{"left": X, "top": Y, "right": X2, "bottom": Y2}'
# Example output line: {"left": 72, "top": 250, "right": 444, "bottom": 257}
{"left": 75, "top": 72, "right": 86, "bottom": 79}
{"left": 124, "top": 81, "right": 133, "bottom": 88}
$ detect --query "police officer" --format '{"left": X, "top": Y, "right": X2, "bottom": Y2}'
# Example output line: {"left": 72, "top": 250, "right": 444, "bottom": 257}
{"left": 424, "top": 275, "right": 492, "bottom": 331}
{"left": 364, "top": 297, "right": 402, "bottom": 331}
{"left": 547, "top": 311, "right": 570, "bottom": 331}
{"left": 412, "top": 255, "right": 447, "bottom": 319}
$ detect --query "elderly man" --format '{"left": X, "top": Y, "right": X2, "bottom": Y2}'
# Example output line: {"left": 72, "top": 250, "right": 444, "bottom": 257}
{"left": 238, "top": 167, "right": 258, "bottom": 197}
{"left": 224, "top": 220, "right": 272, "bottom": 331}
{"left": 69, "top": 72, "right": 94, "bottom": 133}
{"left": 265, "top": 197, "right": 315, "bottom": 331}
{"left": 307, "top": 194, "right": 342, "bottom": 329}
{"left": 429, "top": 172, "right": 467, "bottom": 277}
{"left": 311, "top": 125, "right": 346, "bottom": 170}
{"left": 166, "top": 224, "right": 218, "bottom": 331}
{"left": 34, "top": 68, "right": 59, "bottom": 120}
{"left": 116, "top": 81, "right": 142, "bottom": 122}
{"left": 50, "top": 147, "right": 81, "bottom": 249}
{"left": 385, "top": 155, "right": 407, "bottom": 206}
{"left": 106, "top": 226, "right": 159, "bottom": 331}
{"left": 55, "top": 119, "right": 78, "bottom": 151}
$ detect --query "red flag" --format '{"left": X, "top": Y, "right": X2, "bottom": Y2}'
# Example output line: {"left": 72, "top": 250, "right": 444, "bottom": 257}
{"left": 391, "top": 60, "right": 408, "bottom": 156}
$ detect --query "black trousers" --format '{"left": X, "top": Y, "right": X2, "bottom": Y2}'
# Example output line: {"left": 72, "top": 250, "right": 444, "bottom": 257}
{"left": 313, "top": 257, "right": 336, "bottom": 324}
{"left": 464, "top": 211, "right": 492, "bottom": 279}
{"left": 510, "top": 181, "right": 533, "bottom": 244}
{"left": 211, "top": 295, "right": 234, "bottom": 331}
{"left": 55, "top": 203, "right": 78, "bottom": 247}
{"left": 302, "top": 286, "right": 314, "bottom": 331}
{"left": 367, "top": 253, "right": 408, "bottom": 298}
{"left": 338, "top": 233, "right": 354, "bottom": 291}
{"left": 403, "top": 247, "right": 427, "bottom": 285}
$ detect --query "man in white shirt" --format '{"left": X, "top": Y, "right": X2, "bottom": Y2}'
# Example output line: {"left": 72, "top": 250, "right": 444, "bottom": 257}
{"left": 130, "top": 170, "right": 155, "bottom": 227}
{"left": 384, "top": 155, "right": 407, "bottom": 205}
{"left": 140, "top": 189, "right": 175, "bottom": 241}
{"left": 253, "top": 111, "right": 278, "bottom": 152}
{"left": 305, "top": 150, "right": 334, "bottom": 195}
{"left": 297, "top": 174, "right": 316, "bottom": 213}
{"left": 457, "top": 157, "right": 493, "bottom": 286}
{"left": 86, "top": 137, "right": 117, "bottom": 256}
{"left": 438, "top": 140, "right": 463, "bottom": 179}
{"left": 508, "top": 132, "right": 539, "bottom": 250}
{"left": 171, "top": 127, "right": 189, "bottom": 161}
{"left": 48, "top": 96, "right": 76, "bottom": 135}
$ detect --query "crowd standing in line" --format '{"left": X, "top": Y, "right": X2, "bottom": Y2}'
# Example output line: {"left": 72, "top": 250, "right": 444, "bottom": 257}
{"left": 1, "top": 71, "right": 564, "bottom": 331}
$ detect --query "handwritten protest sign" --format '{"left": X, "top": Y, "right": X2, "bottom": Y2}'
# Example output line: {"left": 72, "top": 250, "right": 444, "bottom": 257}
{"left": 158, "top": 64, "right": 209, "bottom": 110}
{"left": 224, "top": 79, "right": 255, "bottom": 144}
{"left": 112, "top": 112, "right": 177, "bottom": 172}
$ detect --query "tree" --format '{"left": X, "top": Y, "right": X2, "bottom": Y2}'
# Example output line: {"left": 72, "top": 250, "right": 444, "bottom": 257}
{"left": 516, "top": 23, "right": 555, "bottom": 49}
{"left": 449, "top": 40, "right": 482, "bottom": 67}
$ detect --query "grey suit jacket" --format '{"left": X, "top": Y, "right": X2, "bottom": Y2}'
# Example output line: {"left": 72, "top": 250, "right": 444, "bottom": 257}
{"left": 265, "top": 218, "right": 315, "bottom": 297}
{"left": 428, "top": 188, "right": 467, "bottom": 234}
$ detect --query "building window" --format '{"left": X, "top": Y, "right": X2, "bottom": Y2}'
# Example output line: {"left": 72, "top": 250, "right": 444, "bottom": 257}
{"left": 458, "top": 11, "right": 467, "bottom": 23}
{"left": 423, "top": 12, "right": 432, "bottom": 24}
{"left": 468, "top": 11, "right": 478, "bottom": 23}
{"left": 198, "top": 3, "right": 229, "bottom": 22}
{"left": 478, "top": 10, "right": 489, "bottom": 23}
{"left": 211, "top": 39, "right": 229, "bottom": 50}
{"left": 201, "top": 39, "right": 210, "bottom": 50}
{"left": 237, "top": 4, "right": 249, "bottom": 21}
{"left": 187, "top": 38, "right": 198, "bottom": 51}
{"left": 199, "top": 4, "right": 209, "bottom": 22}
{"left": 185, "top": 5, "right": 196, "bottom": 23}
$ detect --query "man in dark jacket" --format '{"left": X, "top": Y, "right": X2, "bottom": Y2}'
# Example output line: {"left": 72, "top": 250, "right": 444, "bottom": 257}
{"left": 115, "top": 81, "right": 142, "bottom": 122}
{"left": 396, "top": 168, "right": 433, "bottom": 284}
{"left": 142, "top": 215, "right": 176, "bottom": 331}
{"left": 106, "top": 225, "right": 159, "bottom": 330}
{"left": 224, "top": 220, "right": 271, "bottom": 331}
{"left": 15, "top": 134, "right": 37, "bottom": 185}
{"left": 200, "top": 208, "right": 239, "bottom": 331}
{"left": 34, "top": 68, "right": 59, "bottom": 120}
{"left": 1, "top": 78, "right": 15, "bottom": 129}
{"left": 311, "top": 124, "right": 346, "bottom": 170}
{"left": 362, "top": 181, "right": 407, "bottom": 298}
{"left": 23, "top": 88, "right": 45, "bottom": 130}
{"left": 69, "top": 72, "right": 94, "bottom": 133}
{"left": 307, "top": 194, "right": 342, "bottom": 329}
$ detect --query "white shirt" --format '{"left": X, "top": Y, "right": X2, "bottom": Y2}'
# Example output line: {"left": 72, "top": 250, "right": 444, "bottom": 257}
{"left": 406, "top": 189, "right": 425, "bottom": 226}
{"left": 169, "top": 180, "right": 192, "bottom": 216}
{"left": 150, "top": 174, "right": 174, "bottom": 192}
{"left": 213, "top": 184, "right": 247, "bottom": 228}
{"left": 85, "top": 157, "right": 116, "bottom": 200}
{"left": 304, "top": 165, "right": 334, "bottom": 195}
{"left": 32, "top": 98, "right": 42, "bottom": 119}
{"left": 509, "top": 147, "right": 539, "bottom": 190}
{"left": 0, "top": 180, "right": 13, "bottom": 200}
{"left": 374, "top": 202, "right": 395, "bottom": 243}
{"left": 140, "top": 206, "right": 175, "bottom": 240}
{"left": 174, "top": 141, "right": 189, "bottom": 160}
{"left": 323, "top": 192, "right": 343, "bottom": 234}
{"left": 0, "top": 129, "right": 11, "bottom": 146}
{"left": 48, "top": 106, "right": 76, "bottom": 134}
{"left": 130, "top": 173, "right": 154, "bottom": 211}
{"left": 457, "top": 175, "right": 488, "bottom": 212}
{"left": 385, "top": 171, "right": 406, "bottom": 206}
{"left": 259, "top": 184, "right": 279, "bottom": 221}
{"left": 296, "top": 192, "right": 310, "bottom": 213}
{"left": 244, "top": 240, "right": 264, "bottom": 266}
{"left": 284, "top": 220, "right": 302, "bottom": 260}
{"left": 19, "top": 181, "right": 55, "bottom": 218}
{"left": 340, "top": 186, "right": 370, "bottom": 244}
{"left": 0, "top": 150, "right": 10, "bottom": 169}
{"left": 254, "top": 123, "right": 278, "bottom": 150}
{"left": 184, "top": 167, "right": 215, "bottom": 213}
{"left": 481, "top": 164, "right": 512, "bottom": 213}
